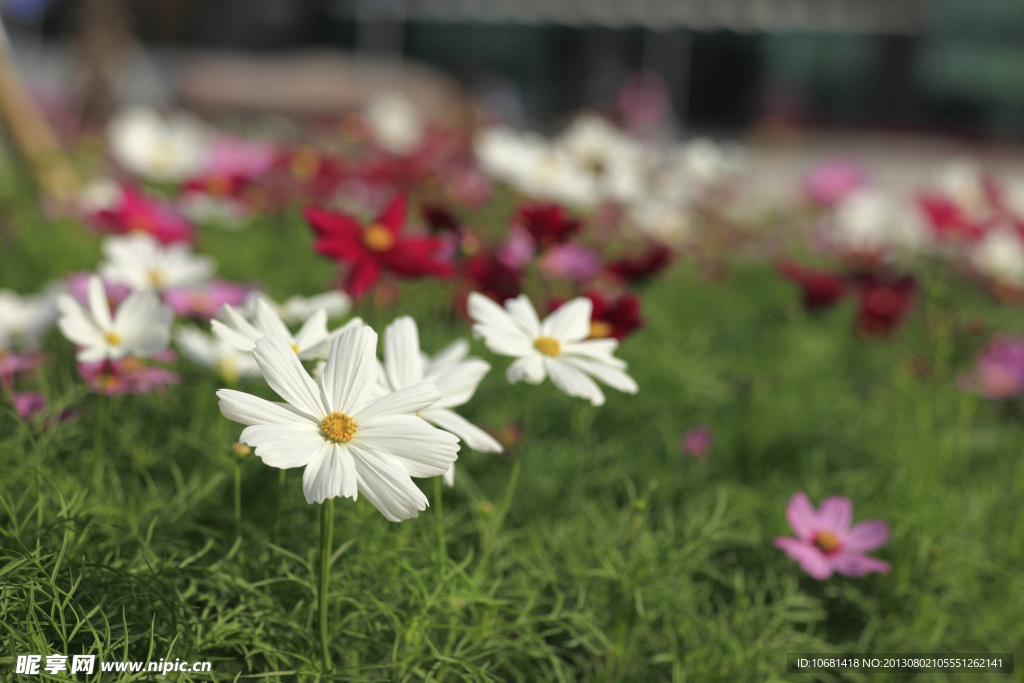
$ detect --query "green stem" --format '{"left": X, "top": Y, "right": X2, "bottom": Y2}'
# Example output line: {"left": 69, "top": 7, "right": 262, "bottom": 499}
{"left": 92, "top": 394, "right": 106, "bottom": 488}
{"left": 234, "top": 462, "right": 242, "bottom": 540}
{"left": 434, "top": 475, "right": 447, "bottom": 579}
{"left": 478, "top": 458, "right": 521, "bottom": 571}
{"left": 318, "top": 498, "right": 335, "bottom": 671}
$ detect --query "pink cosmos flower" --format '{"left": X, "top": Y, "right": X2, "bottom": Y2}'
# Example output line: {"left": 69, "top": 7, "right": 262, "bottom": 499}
{"left": 0, "top": 350, "right": 42, "bottom": 384}
{"left": 804, "top": 160, "right": 869, "bottom": 207}
{"left": 64, "top": 273, "right": 131, "bottom": 310}
{"left": 78, "top": 357, "right": 180, "bottom": 396}
{"left": 88, "top": 185, "right": 195, "bottom": 244}
{"left": 203, "top": 137, "right": 276, "bottom": 178}
{"left": 12, "top": 391, "right": 47, "bottom": 421}
{"left": 163, "top": 280, "right": 254, "bottom": 320}
{"left": 958, "top": 335, "right": 1024, "bottom": 399}
{"left": 681, "top": 426, "right": 713, "bottom": 458}
{"left": 497, "top": 228, "right": 535, "bottom": 270}
{"left": 538, "top": 244, "right": 601, "bottom": 282}
{"left": 775, "top": 492, "right": 890, "bottom": 580}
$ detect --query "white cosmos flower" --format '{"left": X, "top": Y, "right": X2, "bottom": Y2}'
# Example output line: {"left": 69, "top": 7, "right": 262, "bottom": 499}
{"left": 969, "top": 227, "right": 1024, "bottom": 286}
{"left": 100, "top": 233, "right": 216, "bottom": 292}
{"left": 217, "top": 329, "right": 460, "bottom": 520}
{"left": 108, "top": 107, "right": 209, "bottom": 182}
{"left": 175, "top": 327, "right": 260, "bottom": 382}
{"left": 831, "top": 189, "right": 927, "bottom": 253}
{"left": 56, "top": 275, "right": 172, "bottom": 362}
{"left": 378, "top": 316, "right": 503, "bottom": 486}
{"left": 0, "top": 289, "right": 58, "bottom": 349}
{"left": 212, "top": 295, "right": 362, "bottom": 361}
{"left": 276, "top": 291, "right": 353, "bottom": 325}
{"left": 365, "top": 92, "right": 424, "bottom": 155}
{"left": 468, "top": 293, "right": 638, "bottom": 406}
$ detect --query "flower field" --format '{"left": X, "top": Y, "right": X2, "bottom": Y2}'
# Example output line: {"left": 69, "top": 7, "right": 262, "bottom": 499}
{"left": 1, "top": 105, "right": 1023, "bottom": 681}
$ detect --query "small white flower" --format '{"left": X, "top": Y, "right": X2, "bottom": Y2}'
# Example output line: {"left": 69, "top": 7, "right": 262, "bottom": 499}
{"left": 0, "top": 289, "right": 58, "bottom": 349}
{"left": 56, "top": 275, "right": 172, "bottom": 362}
{"left": 276, "top": 291, "right": 353, "bottom": 325}
{"left": 108, "top": 107, "right": 209, "bottom": 182}
{"left": 217, "top": 328, "right": 460, "bottom": 520}
{"left": 378, "top": 317, "right": 502, "bottom": 486}
{"left": 969, "top": 227, "right": 1024, "bottom": 286}
{"left": 365, "top": 92, "right": 424, "bottom": 156}
{"left": 468, "top": 293, "right": 638, "bottom": 406}
{"left": 831, "top": 189, "right": 927, "bottom": 253}
{"left": 100, "top": 233, "right": 216, "bottom": 292}
{"left": 212, "top": 294, "right": 362, "bottom": 361}
{"left": 175, "top": 327, "right": 260, "bottom": 382}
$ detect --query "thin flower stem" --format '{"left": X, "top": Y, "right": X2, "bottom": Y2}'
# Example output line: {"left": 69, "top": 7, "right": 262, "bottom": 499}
{"left": 318, "top": 498, "right": 335, "bottom": 672}
{"left": 234, "top": 462, "right": 242, "bottom": 540}
{"left": 92, "top": 393, "right": 106, "bottom": 488}
{"left": 478, "top": 458, "right": 521, "bottom": 572}
{"left": 434, "top": 476, "right": 447, "bottom": 579}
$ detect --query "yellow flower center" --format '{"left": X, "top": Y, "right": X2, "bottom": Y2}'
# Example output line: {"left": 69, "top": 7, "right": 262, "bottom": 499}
{"left": 147, "top": 268, "right": 167, "bottom": 288}
{"left": 290, "top": 147, "right": 321, "bottom": 181}
{"left": 321, "top": 412, "right": 357, "bottom": 442}
{"left": 534, "top": 336, "right": 561, "bottom": 356}
{"left": 813, "top": 530, "right": 841, "bottom": 555}
{"left": 290, "top": 343, "right": 300, "bottom": 354}
{"left": 589, "top": 320, "right": 613, "bottom": 339}
{"left": 362, "top": 224, "right": 395, "bottom": 251}
{"left": 104, "top": 331, "right": 122, "bottom": 346}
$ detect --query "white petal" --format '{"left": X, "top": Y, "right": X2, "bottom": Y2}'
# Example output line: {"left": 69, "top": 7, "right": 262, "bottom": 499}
{"left": 383, "top": 316, "right": 424, "bottom": 390}
{"left": 353, "top": 382, "right": 441, "bottom": 421}
{"left": 350, "top": 443, "right": 430, "bottom": 521}
{"left": 56, "top": 295, "right": 105, "bottom": 349}
{"left": 467, "top": 292, "right": 534, "bottom": 356}
{"left": 301, "top": 442, "right": 358, "bottom": 503}
{"left": 355, "top": 414, "right": 459, "bottom": 477}
{"left": 240, "top": 423, "right": 325, "bottom": 468}
{"left": 252, "top": 296, "right": 292, "bottom": 339}
{"left": 292, "top": 308, "right": 329, "bottom": 350}
{"left": 421, "top": 407, "right": 503, "bottom": 453}
{"left": 426, "top": 338, "right": 469, "bottom": 373}
{"left": 211, "top": 303, "right": 260, "bottom": 351}
{"left": 115, "top": 291, "right": 171, "bottom": 357}
{"left": 561, "top": 338, "right": 626, "bottom": 368}
{"left": 426, "top": 358, "right": 491, "bottom": 408}
{"left": 253, "top": 335, "right": 326, "bottom": 419}
{"left": 87, "top": 276, "right": 114, "bottom": 331}
{"left": 546, "top": 358, "right": 606, "bottom": 405}
{"left": 505, "top": 294, "right": 542, "bottom": 337}
{"left": 443, "top": 464, "right": 455, "bottom": 488}
{"left": 561, "top": 355, "right": 638, "bottom": 395}
{"left": 217, "top": 388, "right": 313, "bottom": 425}
{"left": 541, "top": 297, "right": 592, "bottom": 342}
{"left": 321, "top": 325, "right": 379, "bottom": 414}
{"left": 507, "top": 355, "right": 546, "bottom": 384}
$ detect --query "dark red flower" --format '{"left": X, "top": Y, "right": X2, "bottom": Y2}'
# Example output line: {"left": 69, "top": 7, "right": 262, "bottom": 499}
{"left": 275, "top": 146, "right": 348, "bottom": 200}
{"left": 551, "top": 290, "right": 645, "bottom": 341}
{"left": 421, "top": 202, "right": 460, "bottom": 234}
{"left": 854, "top": 274, "right": 916, "bottom": 337}
{"left": 606, "top": 245, "right": 673, "bottom": 283}
{"left": 306, "top": 196, "right": 453, "bottom": 298}
{"left": 461, "top": 252, "right": 523, "bottom": 305}
{"left": 777, "top": 259, "right": 849, "bottom": 311}
{"left": 514, "top": 202, "right": 582, "bottom": 248}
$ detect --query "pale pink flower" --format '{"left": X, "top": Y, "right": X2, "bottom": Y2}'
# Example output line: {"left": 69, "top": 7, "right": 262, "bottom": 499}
{"left": 539, "top": 244, "right": 601, "bottom": 282}
{"left": 163, "top": 280, "right": 254, "bottom": 320}
{"left": 497, "top": 228, "right": 535, "bottom": 270}
{"left": 203, "top": 137, "right": 276, "bottom": 178}
{"left": 958, "top": 335, "right": 1024, "bottom": 400}
{"left": 775, "top": 492, "right": 890, "bottom": 580}
{"left": 804, "top": 160, "right": 869, "bottom": 207}
{"left": 0, "top": 350, "right": 42, "bottom": 384}
{"left": 78, "top": 357, "right": 180, "bottom": 395}
{"left": 681, "top": 426, "right": 713, "bottom": 458}
{"left": 64, "top": 273, "right": 131, "bottom": 310}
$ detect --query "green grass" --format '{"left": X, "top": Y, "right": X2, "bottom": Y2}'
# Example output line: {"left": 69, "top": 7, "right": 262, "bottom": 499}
{"left": 1, "top": 205, "right": 1022, "bottom": 682}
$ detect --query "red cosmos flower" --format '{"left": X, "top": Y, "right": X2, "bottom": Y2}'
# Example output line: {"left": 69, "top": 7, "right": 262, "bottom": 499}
{"left": 181, "top": 173, "right": 251, "bottom": 201}
{"left": 853, "top": 273, "right": 916, "bottom": 337}
{"left": 275, "top": 146, "right": 348, "bottom": 201}
{"left": 306, "top": 196, "right": 453, "bottom": 298}
{"left": 421, "top": 202, "right": 460, "bottom": 234}
{"left": 917, "top": 193, "right": 989, "bottom": 242}
{"left": 777, "top": 259, "right": 849, "bottom": 311}
{"left": 459, "top": 252, "right": 523, "bottom": 305}
{"left": 550, "top": 290, "right": 645, "bottom": 341}
{"left": 89, "top": 185, "right": 194, "bottom": 244}
{"left": 606, "top": 244, "right": 673, "bottom": 284}
{"left": 514, "top": 202, "right": 582, "bottom": 248}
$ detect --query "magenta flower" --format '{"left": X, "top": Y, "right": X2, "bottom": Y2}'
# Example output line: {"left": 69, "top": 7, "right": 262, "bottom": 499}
{"left": 958, "top": 335, "right": 1024, "bottom": 400}
{"left": 64, "top": 273, "right": 131, "bottom": 310}
{"left": 88, "top": 185, "right": 195, "bottom": 244}
{"left": 497, "top": 228, "right": 535, "bottom": 270}
{"left": 804, "top": 160, "right": 869, "bottom": 207}
{"left": 0, "top": 350, "right": 42, "bottom": 384}
{"left": 681, "top": 426, "right": 713, "bottom": 458}
{"left": 11, "top": 391, "right": 47, "bottom": 420}
{"left": 163, "top": 280, "right": 254, "bottom": 320}
{"left": 78, "top": 357, "right": 180, "bottom": 396}
{"left": 203, "top": 136, "right": 276, "bottom": 178}
{"left": 775, "top": 492, "right": 890, "bottom": 580}
{"left": 538, "top": 244, "right": 601, "bottom": 283}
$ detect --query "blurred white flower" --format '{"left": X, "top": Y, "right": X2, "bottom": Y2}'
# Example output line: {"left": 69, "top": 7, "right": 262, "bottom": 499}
{"left": 627, "top": 200, "right": 691, "bottom": 244}
{"left": 108, "top": 107, "right": 209, "bottom": 183}
{"left": 673, "top": 138, "right": 746, "bottom": 188}
{"left": 557, "top": 115, "right": 645, "bottom": 204}
{"left": 933, "top": 159, "right": 991, "bottom": 217}
{"left": 378, "top": 316, "right": 502, "bottom": 486}
{"left": 277, "top": 291, "right": 353, "bottom": 325}
{"left": 969, "top": 227, "right": 1024, "bottom": 286}
{"left": 57, "top": 275, "right": 172, "bottom": 362}
{"left": 213, "top": 294, "right": 361, "bottom": 361}
{"left": 217, "top": 329, "right": 460, "bottom": 519}
{"left": 365, "top": 92, "right": 424, "bottom": 156}
{"left": 0, "top": 289, "right": 58, "bottom": 349}
{"left": 831, "top": 189, "right": 927, "bottom": 253}
{"left": 468, "top": 293, "right": 638, "bottom": 406}
{"left": 100, "top": 234, "right": 216, "bottom": 292}
{"left": 175, "top": 327, "right": 259, "bottom": 383}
